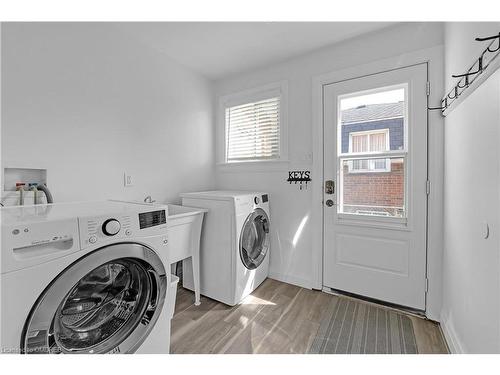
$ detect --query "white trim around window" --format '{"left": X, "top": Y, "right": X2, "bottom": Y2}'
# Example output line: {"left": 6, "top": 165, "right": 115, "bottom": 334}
{"left": 216, "top": 81, "right": 289, "bottom": 171}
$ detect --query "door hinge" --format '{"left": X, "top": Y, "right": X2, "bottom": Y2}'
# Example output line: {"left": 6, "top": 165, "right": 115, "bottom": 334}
{"left": 426, "top": 81, "right": 431, "bottom": 96}
{"left": 425, "top": 278, "right": 429, "bottom": 292}
{"left": 426, "top": 180, "right": 431, "bottom": 195}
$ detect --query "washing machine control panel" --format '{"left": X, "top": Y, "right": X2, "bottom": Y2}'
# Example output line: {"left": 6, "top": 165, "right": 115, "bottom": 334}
{"left": 102, "top": 218, "right": 121, "bottom": 236}
{"left": 138, "top": 210, "right": 166, "bottom": 229}
{"left": 80, "top": 215, "right": 132, "bottom": 247}
{"left": 79, "top": 208, "right": 167, "bottom": 248}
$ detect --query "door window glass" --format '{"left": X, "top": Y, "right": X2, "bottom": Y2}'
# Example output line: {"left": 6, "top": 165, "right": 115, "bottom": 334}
{"left": 338, "top": 87, "right": 407, "bottom": 218}
{"left": 340, "top": 157, "right": 406, "bottom": 217}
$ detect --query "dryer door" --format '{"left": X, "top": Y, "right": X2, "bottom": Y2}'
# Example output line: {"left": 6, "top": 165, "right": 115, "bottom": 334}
{"left": 239, "top": 208, "right": 270, "bottom": 270}
{"left": 22, "top": 243, "right": 167, "bottom": 354}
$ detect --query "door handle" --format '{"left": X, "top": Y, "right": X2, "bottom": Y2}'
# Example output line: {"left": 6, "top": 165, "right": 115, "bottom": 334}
{"left": 325, "top": 180, "right": 335, "bottom": 195}
{"left": 325, "top": 199, "right": 335, "bottom": 207}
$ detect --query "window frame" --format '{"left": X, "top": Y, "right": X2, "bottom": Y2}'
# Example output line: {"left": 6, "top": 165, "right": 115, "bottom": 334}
{"left": 347, "top": 128, "right": 391, "bottom": 173}
{"left": 336, "top": 83, "right": 409, "bottom": 221}
{"left": 217, "top": 81, "right": 289, "bottom": 169}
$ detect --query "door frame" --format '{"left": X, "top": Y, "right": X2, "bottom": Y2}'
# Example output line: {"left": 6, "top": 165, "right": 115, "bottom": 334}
{"left": 311, "top": 46, "right": 445, "bottom": 321}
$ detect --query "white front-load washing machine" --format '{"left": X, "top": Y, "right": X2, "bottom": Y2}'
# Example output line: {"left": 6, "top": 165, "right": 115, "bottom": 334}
{"left": 1, "top": 201, "right": 175, "bottom": 354}
{"left": 180, "top": 191, "right": 270, "bottom": 306}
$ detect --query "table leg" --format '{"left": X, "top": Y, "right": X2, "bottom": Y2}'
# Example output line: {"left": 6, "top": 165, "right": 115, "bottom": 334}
{"left": 192, "top": 253, "right": 201, "bottom": 306}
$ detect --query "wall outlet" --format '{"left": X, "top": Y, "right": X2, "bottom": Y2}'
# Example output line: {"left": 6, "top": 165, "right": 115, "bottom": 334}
{"left": 124, "top": 173, "right": 133, "bottom": 187}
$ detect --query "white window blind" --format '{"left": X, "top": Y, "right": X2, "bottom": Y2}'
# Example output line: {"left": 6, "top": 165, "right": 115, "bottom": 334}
{"left": 225, "top": 96, "right": 280, "bottom": 162}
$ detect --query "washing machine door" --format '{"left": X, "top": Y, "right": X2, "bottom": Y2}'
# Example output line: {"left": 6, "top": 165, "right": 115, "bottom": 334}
{"left": 239, "top": 208, "right": 270, "bottom": 270}
{"left": 22, "top": 243, "right": 167, "bottom": 354}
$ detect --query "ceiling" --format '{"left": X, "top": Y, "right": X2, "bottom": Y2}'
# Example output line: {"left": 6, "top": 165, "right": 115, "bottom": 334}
{"left": 115, "top": 22, "right": 395, "bottom": 80}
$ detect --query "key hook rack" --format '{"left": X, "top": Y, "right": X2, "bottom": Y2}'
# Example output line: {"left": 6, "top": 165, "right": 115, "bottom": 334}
{"left": 287, "top": 170, "right": 311, "bottom": 190}
{"left": 428, "top": 32, "right": 500, "bottom": 114}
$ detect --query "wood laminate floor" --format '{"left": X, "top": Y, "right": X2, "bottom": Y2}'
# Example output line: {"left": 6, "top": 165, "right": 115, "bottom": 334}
{"left": 170, "top": 278, "right": 449, "bottom": 354}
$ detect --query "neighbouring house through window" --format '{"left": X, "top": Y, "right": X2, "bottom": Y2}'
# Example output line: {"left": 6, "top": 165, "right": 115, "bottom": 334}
{"left": 348, "top": 129, "right": 390, "bottom": 172}
{"left": 338, "top": 88, "right": 407, "bottom": 218}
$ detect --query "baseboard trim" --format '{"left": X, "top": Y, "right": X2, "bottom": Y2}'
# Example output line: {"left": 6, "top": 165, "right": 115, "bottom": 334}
{"left": 268, "top": 271, "right": 311, "bottom": 289}
{"left": 440, "top": 314, "right": 464, "bottom": 354}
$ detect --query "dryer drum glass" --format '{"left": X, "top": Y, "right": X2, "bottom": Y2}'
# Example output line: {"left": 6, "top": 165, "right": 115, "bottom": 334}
{"left": 240, "top": 208, "right": 270, "bottom": 270}
{"left": 50, "top": 259, "right": 151, "bottom": 353}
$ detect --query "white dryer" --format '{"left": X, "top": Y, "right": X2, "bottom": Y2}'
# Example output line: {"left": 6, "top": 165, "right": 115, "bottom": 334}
{"left": 1, "top": 201, "right": 176, "bottom": 354}
{"left": 180, "top": 191, "right": 270, "bottom": 306}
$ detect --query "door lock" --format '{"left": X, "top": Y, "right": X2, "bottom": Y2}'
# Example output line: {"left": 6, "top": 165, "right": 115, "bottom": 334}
{"left": 325, "top": 199, "right": 334, "bottom": 207}
{"left": 325, "top": 180, "right": 335, "bottom": 194}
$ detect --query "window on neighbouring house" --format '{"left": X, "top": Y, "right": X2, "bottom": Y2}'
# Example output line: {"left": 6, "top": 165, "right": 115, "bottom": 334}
{"left": 349, "top": 129, "right": 390, "bottom": 172}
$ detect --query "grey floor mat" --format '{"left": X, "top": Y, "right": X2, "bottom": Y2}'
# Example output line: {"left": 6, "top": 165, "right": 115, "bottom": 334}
{"left": 308, "top": 297, "right": 418, "bottom": 354}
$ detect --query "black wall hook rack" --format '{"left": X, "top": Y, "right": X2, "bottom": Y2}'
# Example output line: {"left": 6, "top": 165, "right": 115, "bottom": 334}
{"left": 452, "top": 56, "right": 483, "bottom": 78}
{"left": 476, "top": 33, "right": 500, "bottom": 42}
{"left": 287, "top": 170, "right": 311, "bottom": 190}
{"left": 428, "top": 32, "right": 500, "bottom": 115}
{"left": 456, "top": 75, "right": 470, "bottom": 89}
{"left": 428, "top": 97, "right": 448, "bottom": 111}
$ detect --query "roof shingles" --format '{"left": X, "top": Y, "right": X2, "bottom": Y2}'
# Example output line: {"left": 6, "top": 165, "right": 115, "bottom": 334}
{"left": 341, "top": 102, "right": 404, "bottom": 124}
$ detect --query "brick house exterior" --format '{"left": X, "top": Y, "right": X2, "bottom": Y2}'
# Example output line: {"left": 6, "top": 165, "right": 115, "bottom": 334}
{"left": 340, "top": 102, "right": 405, "bottom": 217}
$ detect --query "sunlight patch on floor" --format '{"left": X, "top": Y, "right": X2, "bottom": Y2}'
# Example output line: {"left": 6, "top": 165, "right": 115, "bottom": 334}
{"left": 240, "top": 295, "right": 276, "bottom": 306}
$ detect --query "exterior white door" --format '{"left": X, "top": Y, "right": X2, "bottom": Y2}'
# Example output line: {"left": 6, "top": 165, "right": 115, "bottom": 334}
{"left": 323, "top": 64, "right": 428, "bottom": 310}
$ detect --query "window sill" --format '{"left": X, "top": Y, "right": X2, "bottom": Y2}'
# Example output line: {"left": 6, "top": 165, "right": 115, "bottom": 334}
{"left": 216, "top": 160, "right": 289, "bottom": 173}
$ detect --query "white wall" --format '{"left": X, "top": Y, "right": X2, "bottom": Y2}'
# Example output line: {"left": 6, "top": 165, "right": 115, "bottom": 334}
{"left": 1, "top": 23, "right": 214, "bottom": 205}
{"left": 441, "top": 22, "right": 500, "bottom": 353}
{"left": 214, "top": 23, "right": 445, "bottom": 290}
